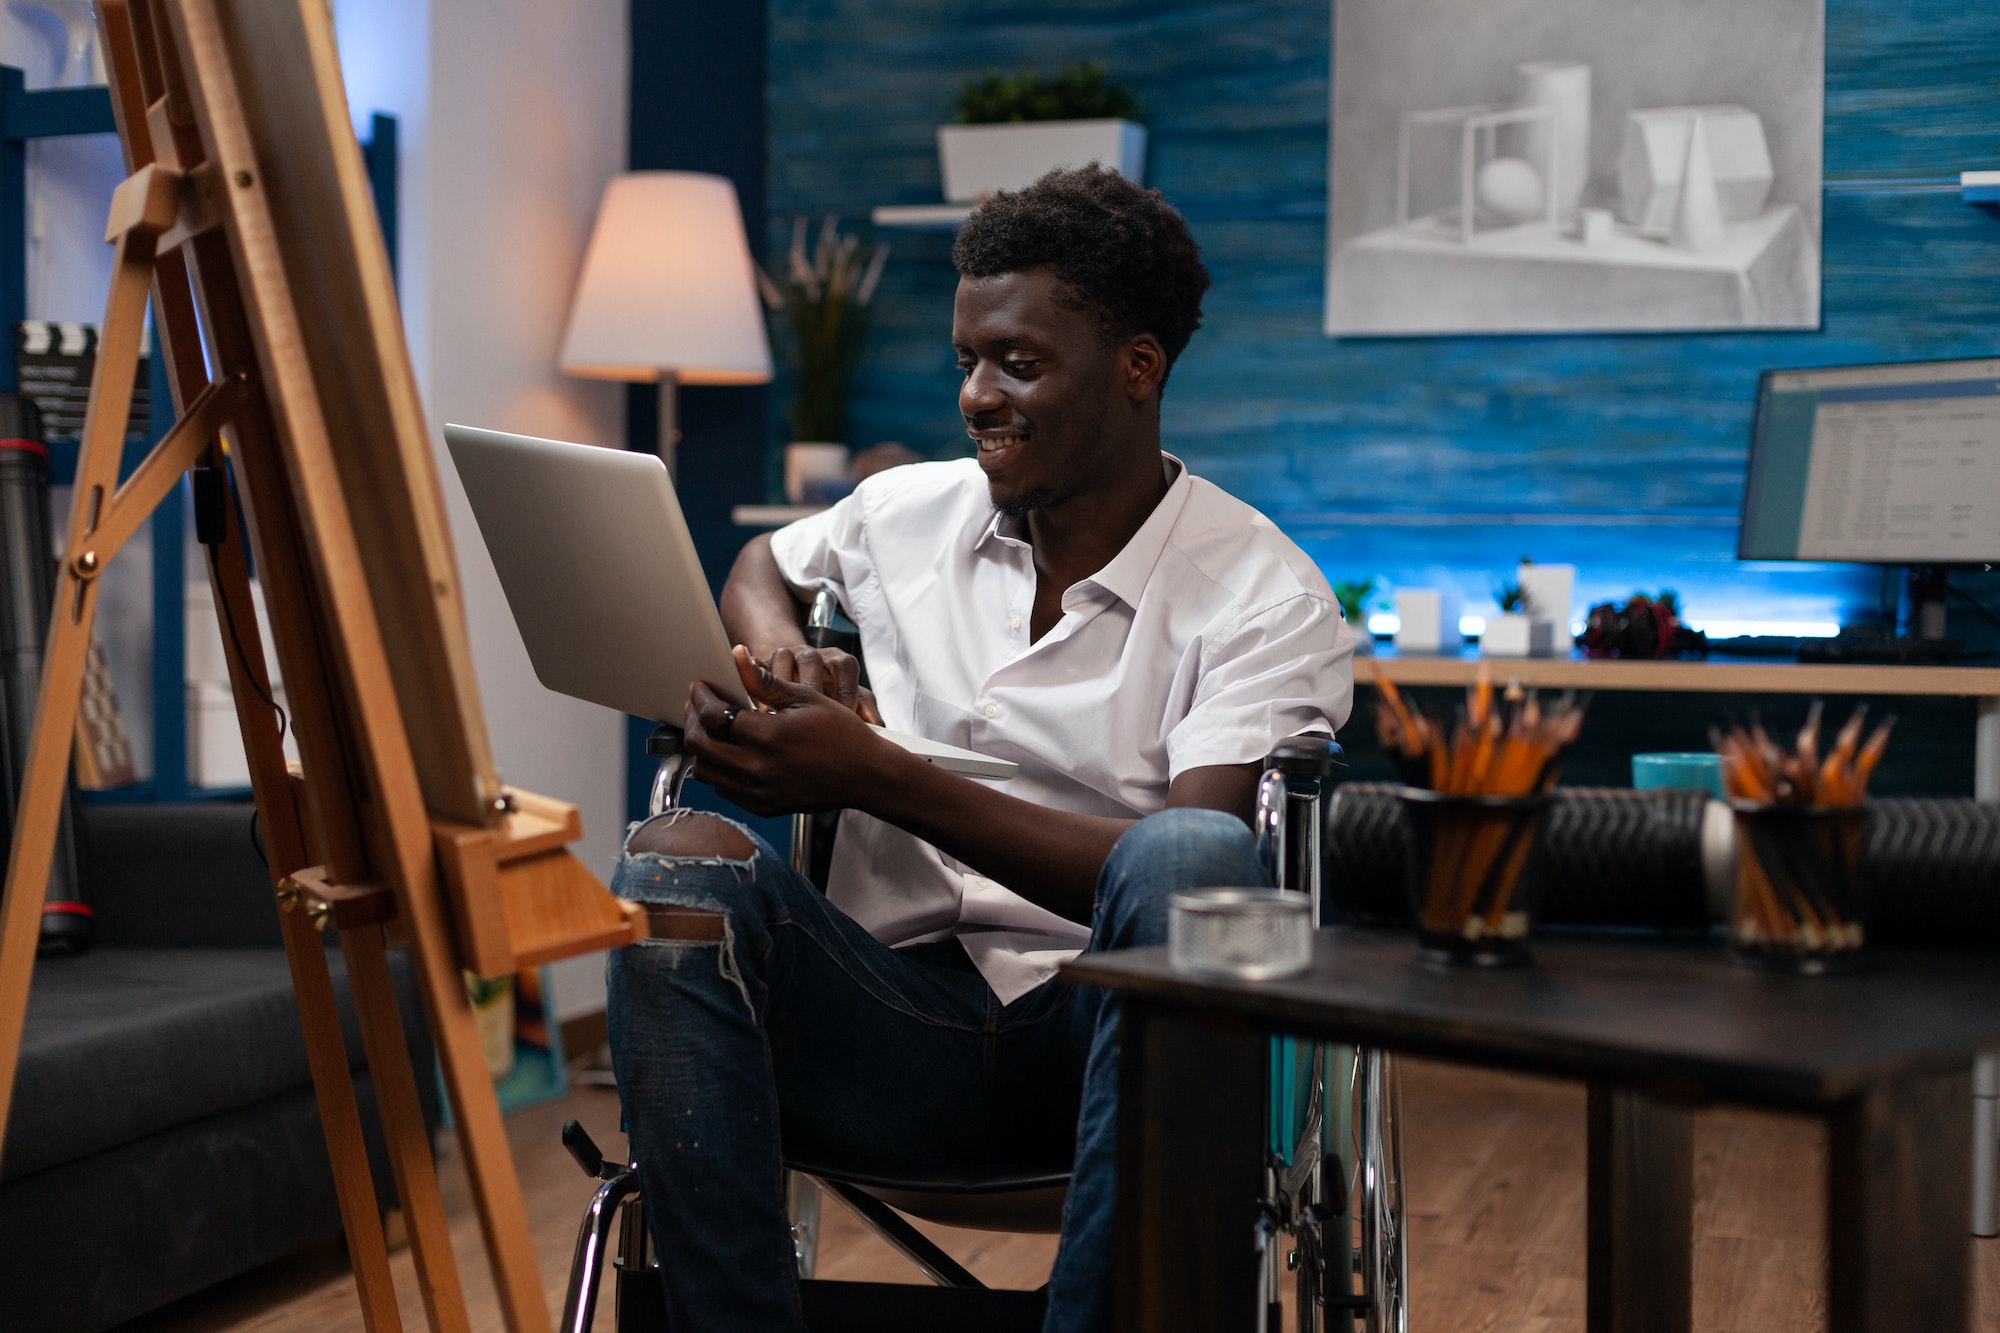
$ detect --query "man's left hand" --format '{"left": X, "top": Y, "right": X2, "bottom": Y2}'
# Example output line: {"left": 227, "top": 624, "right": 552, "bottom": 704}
{"left": 686, "top": 646, "right": 901, "bottom": 816}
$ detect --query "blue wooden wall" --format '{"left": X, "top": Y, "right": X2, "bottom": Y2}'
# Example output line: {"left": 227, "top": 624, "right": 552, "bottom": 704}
{"left": 766, "top": 0, "right": 2000, "bottom": 636}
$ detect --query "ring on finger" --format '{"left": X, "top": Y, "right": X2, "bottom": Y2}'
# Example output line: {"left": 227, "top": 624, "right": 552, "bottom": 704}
{"left": 716, "top": 706, "right": 738, "bottom": 741}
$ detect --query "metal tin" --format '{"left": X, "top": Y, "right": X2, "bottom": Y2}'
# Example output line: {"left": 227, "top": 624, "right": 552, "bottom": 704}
{"left": 1168, "top": 887, "right": 1312, "bottom": 980}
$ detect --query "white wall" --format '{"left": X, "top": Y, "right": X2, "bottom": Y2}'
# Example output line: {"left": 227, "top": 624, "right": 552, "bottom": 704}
{"left": 420, "top": 0, "right": 630, "bottom": 1023}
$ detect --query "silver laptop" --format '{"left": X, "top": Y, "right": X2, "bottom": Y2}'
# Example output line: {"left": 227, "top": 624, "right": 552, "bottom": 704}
{"left": 444, "top": 424, "right": 1016, "bottom": 780}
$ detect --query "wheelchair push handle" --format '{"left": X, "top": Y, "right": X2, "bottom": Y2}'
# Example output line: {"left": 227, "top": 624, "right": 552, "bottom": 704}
{"left": 562, "top": 1118, "right": 624, "bottom": 1182}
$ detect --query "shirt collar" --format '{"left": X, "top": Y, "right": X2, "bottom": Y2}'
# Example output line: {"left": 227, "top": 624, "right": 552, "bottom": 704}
{"left": 975, "top": 454, "right": 1193, "bottom": 610}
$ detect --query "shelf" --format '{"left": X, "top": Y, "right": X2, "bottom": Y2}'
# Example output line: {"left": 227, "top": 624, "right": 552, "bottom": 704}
{"left": 1362, "top": 647, "right": 2000, "bottom": 696}
{"left": 870, "top": 203, "right": 973, "bottom": 230}
{"left": 1966, "top": 170, "right": 2000, "bottom": 215}
{"left": 732, "top": 503, "right": 826, "bottom": 528}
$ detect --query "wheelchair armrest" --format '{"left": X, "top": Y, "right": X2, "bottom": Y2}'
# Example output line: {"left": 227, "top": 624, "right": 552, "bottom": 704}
{"left": 646, "top": 725, "right": 693, "bottom": 817}
{"left": 1266, "top": 735, "right": 1341, "bottom": 790}
{"left": 803, "top": 588, "right": 863, "bottom": 662}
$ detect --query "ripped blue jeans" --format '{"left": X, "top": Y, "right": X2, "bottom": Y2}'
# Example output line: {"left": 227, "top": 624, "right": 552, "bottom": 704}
{"left": 605, "top": 806, "right": 1266, "bottom": 1333}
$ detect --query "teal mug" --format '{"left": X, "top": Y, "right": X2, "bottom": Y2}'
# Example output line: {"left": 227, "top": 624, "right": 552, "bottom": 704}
{"left": 1632, "top": 751, "right": 1725, "bottom": 798}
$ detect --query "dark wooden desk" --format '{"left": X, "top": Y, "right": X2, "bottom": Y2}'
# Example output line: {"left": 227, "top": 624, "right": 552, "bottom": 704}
{"left": 1064, "top": 928, "right": 2000, "bottom": 1333}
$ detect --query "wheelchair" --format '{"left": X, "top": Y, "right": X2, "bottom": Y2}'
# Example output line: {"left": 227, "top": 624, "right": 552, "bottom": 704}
{"left": 558, "top": 594, "right": 1406, "bottom": 1333}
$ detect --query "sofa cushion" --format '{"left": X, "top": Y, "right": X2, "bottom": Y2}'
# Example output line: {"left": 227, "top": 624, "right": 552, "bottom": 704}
{"left": 0, "top": 1077, "right": 403, "bottom": 1333}
{"left": 4, "top": 946, "right": 420, "bottom": 1181}
{"left": 76, "top": 803, "right": 284, "bottom": 949}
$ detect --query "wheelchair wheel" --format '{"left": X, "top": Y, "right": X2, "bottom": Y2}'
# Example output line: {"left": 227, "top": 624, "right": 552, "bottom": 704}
{"left": 1264, "top": 1038, "right": 1409, "bottom": 1333}
{"left": 1359, "top": 1050, "right": 1408, "bottom": 1333}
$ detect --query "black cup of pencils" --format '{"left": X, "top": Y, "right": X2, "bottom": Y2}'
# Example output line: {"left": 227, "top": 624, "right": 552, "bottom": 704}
{"left": 1715, "top": 704, "right": 1887, "bottom": 974}
{"left": 1372, "top": 663, "right": 1587, "bottom": 968}
{"left": 1399, "top": 789, "right": 1553, "bottom": 966}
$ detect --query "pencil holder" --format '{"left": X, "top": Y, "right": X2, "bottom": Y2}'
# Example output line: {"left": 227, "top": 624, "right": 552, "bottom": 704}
{"left": 1399, "top": 789, "right": 1552, "bottom": 967}
{"left": 1729, "top": 802, "right": 1868, "bottom": 974}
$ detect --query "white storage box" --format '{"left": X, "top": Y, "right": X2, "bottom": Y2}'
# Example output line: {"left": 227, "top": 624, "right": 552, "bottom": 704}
{"left": 1515, "top": 563, "right": 1577, "bottom": 651}
{"left": 937, "top": 119, "right": 1146, "bottom": 203}
{"left": 1394, "top": 588, "right": 1461, "bottom": 655}
{"left": 185, "top": 578, "right": 282, "bottom": 689}
{"left": 188, "top": 679, "right": 298, "bottom": 788}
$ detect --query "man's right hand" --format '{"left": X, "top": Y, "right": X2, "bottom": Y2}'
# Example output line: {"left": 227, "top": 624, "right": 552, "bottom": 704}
{"left": 763, "top": 644, "right": 883, "bottom": 725}
{"left": 686, "top": 647, "right": 904, "bottom": 816}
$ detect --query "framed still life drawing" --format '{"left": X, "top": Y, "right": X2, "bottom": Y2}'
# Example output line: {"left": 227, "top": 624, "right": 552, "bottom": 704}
{"left": 1325, "top": 0, "right": 1824, "bottom": 335}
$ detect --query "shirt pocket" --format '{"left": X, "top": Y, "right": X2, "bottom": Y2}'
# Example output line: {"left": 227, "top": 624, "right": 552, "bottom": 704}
{"left": 909, "top": 687, "right": 979, "bottom": 750}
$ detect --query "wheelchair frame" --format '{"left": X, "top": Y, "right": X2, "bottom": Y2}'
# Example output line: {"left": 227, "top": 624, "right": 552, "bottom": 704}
{"left": 562, "top": 599, "right": 1404, "bottom": 1332}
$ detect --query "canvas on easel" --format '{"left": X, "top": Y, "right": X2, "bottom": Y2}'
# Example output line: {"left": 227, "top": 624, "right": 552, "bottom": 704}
{"left": 0, "top": 3, "right": 647, "bottom": 1330}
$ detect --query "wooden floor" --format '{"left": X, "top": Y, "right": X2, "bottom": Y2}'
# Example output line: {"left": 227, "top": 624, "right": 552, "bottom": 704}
{"left": 120, "top": 1059, "right": 2000, "bottom": 1332}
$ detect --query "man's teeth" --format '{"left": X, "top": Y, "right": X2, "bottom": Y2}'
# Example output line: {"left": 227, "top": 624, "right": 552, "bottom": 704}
{"left": 979, "top": 434, "right": 1025, "bottom": 453}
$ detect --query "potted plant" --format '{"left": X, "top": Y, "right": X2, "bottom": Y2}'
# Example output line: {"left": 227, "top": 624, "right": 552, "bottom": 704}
{"left": 757, "top": 217, "right": 888, "bottom": 502}
{"left": 1483, "top": 567, "right": 1555, "bottom": 658}
{"left": 938, "top": 62, "right": 1145, "bottom": 203}
{"left": 1332, "top": 577, "right": 1384, "bottom": 654}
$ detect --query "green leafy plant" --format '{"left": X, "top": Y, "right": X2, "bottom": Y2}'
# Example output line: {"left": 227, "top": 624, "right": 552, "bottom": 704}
{"left": 1331, "top": 578, "right": 1379, "bottom": 628}
{"left": 757, "top": 217, "right": 889, "bottom": 443}
{"left": 1496, "top": 557, "right": 1537, "bottom": 614}
{"left": 464, "top": 972, "right": 509, "bottom": 1007}
{"left": 954, "top": 62, "right": 1139, "bottom": 125}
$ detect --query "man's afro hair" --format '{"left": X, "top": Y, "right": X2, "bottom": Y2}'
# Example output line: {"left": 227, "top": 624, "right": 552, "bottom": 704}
{"left": 952, "top": 164, "right": 1209, "bottom": 383}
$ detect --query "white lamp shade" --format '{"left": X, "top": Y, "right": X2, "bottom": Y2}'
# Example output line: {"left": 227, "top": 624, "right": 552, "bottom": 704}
{"left": 560, "top": 172, "right": 772, "bottom": 384}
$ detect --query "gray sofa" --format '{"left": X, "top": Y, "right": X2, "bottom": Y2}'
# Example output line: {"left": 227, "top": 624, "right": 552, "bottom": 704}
{"left": 1, "top": 802, "right": 437, "bottom": 1332}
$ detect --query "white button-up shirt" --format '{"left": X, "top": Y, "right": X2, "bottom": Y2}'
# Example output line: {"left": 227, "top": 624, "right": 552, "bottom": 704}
{"left": 769, "top": 456, "right": 1356, "bottom": 1002}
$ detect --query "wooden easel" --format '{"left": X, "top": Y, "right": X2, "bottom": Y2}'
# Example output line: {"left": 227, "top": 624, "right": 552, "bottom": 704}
{"left": 0, "top": 3, "right": 648, "bottom": 1330}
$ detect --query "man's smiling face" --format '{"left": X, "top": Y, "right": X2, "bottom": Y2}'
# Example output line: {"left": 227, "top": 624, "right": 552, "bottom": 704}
{"left": 952, "top": 266, "right": 1131, "bottom": 520}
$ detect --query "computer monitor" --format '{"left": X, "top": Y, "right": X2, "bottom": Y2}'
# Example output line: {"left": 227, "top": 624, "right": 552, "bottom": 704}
{"left": 1739, "top": 356, "right": 2000, "bottom": 565}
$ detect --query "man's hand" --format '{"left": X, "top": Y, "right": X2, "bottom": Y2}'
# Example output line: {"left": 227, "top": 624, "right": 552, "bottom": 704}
{"left": 687, "top": 646, "right": 901, "bottom": 816}
{"left": 763, "top": 644, "right": 882, "bottom": 724}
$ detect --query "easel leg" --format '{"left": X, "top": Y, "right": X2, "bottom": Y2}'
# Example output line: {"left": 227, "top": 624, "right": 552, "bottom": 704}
{"left": 277, "top": 906, "right": 407, "bottom": 1333}
{"left": 202, "top": 484, "right": 407, "bottom": 1333}
{"left": 0, "top": 189, "right": 161, "bottom": 1161}
{"left": 0, "top": 573, "right": 92, "bottom": 1149}
{"left": 425, "top": 950, "right": 551, "bottom": 1333}
{"left": 344, "top": 925, "right": 473, "bottom": 1333}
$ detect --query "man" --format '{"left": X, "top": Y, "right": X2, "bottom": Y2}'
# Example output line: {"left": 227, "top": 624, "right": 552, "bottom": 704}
{"left": 607, "top": 164, "right": 1356, "bottom": 1332}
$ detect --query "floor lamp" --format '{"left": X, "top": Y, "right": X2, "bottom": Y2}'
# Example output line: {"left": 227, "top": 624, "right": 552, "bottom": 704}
{"left": 560, "top": 172, "right": 771, "bottom": 478}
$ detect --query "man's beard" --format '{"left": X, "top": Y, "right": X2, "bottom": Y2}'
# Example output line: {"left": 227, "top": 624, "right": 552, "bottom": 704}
{"left": 991, "top": 487, "right": 1054, "bottom": 521}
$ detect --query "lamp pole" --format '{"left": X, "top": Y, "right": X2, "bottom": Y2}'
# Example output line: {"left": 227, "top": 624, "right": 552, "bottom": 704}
{"left": 657, "top": 369, "right": 682, "bottom": 481}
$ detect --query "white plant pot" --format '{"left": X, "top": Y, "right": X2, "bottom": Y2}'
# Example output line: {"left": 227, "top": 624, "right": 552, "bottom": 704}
{"left": 937, "top": 119, "right": 1146, "bottom": 203}
{"left": 1482, "top": 613, "right": 1555, "bottom": 659}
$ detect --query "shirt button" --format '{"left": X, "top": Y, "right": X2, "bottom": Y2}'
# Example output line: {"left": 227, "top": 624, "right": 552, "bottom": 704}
{"left": 1009, "top": 614, "right": 1021, "bottom": 631}
{"left": 982, "top": 703, "right": 999, "bottom": 719}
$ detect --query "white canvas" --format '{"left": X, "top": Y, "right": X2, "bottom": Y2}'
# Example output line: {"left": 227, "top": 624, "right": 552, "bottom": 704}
{"left": 1325, "top": 0, "right": 1824, "bottom": 335}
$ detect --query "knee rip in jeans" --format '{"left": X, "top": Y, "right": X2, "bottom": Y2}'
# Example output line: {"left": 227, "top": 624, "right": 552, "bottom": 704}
{"left": 624, "top": 812, "right": 757, "bottom": 1013}
{"left": 636, "top": 912, "right": 753, "bottom": 1016}
{"left": 628, "top": 808, "right": 756, "bottom": 862}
